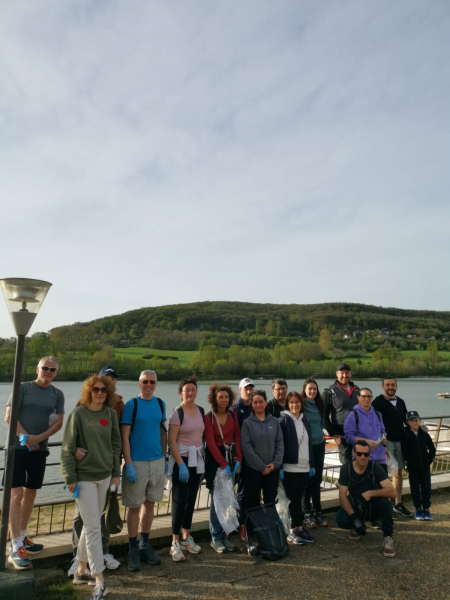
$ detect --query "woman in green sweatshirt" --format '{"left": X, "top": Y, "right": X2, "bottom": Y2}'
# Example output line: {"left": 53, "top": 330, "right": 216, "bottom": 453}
{"left": 61, "top": 375, "right": 121, "bottom": 600}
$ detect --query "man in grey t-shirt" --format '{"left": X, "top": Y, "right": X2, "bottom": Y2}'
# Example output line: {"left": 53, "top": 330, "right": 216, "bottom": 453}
{"left": 4, "top": 356, "right": 65, "bottom": 570}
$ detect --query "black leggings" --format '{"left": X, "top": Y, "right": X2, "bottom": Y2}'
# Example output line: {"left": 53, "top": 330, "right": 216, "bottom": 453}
{"left": 284, "top": 472, "right": 309, "bottom": 529}
{"left": 171, "top": 458, "right": 203, "bottom": 535}
{"left": 303, "top": 442, "right": 325, "bottom": 513}
{"left": 243, "top": 466, "right": 279, "bottom": 510}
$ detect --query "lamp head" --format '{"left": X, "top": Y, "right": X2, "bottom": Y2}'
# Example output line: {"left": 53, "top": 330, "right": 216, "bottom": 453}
{"left": 0, "top": 278, "right": 52, "bottom": 335}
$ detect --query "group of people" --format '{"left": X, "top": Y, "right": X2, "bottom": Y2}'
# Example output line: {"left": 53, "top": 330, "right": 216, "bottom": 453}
{"left": 4, "top": 357, "right": 437, "bottom": 600}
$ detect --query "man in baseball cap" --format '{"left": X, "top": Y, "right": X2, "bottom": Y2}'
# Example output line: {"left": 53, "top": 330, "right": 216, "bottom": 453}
{"left": 234, "top": 377, "right": 255, "bottom": 541}
{"left": 322, "top": 363, "right": 359, "bottom": 464}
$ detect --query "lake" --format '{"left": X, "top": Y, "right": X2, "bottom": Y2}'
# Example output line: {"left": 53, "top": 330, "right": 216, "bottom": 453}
{"left": 1, "top": 376, "right": 450, "bottom": 504}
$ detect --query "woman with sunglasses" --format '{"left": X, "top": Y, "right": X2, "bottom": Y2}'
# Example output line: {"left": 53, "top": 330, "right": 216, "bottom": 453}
{"left": 204, "top": 383, "right": 242, "bottom": 553}
{"left": 61, "top": 375, "right": 121, "bottom": 600}
{"left": 300, "top": 378, "right": 328, "bottom": 528}
{"left": 168, "top": 375, "right": 205, "bottom": 562}
{"left": 279, "top": 391, "right": 315, "bottom": 545}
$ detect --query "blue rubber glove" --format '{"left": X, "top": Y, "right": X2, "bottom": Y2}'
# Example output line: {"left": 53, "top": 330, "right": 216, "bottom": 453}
{"left": 178, "top": 462, "right": 189, "bottom": 483}
{"left": 222, "top": 465, "right": 232, "bottom": 478}
{"left": 63, "top": 485, "right": 82, "bottom": 498}
{"left": 279, "top": 468, "right": 284, "bottom": 481}
{"left": 165, "top": 460, "right": 168, "bottom": 475}
{"left": 19, "top": 433, "right": 36, "bottom": 451}
{"left": 232, "top": 461, "right": 241, "bottom": 475}
{"left": 309, "top": 468, "right": 316, "bottom": 477}
{"left": 125, "top": 464, "right": 138, "bottom": 483}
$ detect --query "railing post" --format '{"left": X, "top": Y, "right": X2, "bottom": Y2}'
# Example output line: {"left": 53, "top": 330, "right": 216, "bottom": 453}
{"left": 434, "top": 418, "right": 442, "bottom": 449}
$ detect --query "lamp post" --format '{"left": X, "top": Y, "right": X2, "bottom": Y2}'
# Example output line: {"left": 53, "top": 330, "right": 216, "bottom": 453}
{"left": 0, "top": 278, "right": 52, "bottom": 571}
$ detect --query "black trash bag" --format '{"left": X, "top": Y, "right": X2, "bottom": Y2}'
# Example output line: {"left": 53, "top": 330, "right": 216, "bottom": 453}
{"left": 105, "top": 491, "right": 123, "bottom": 534}
{"left": 246, "top": 501, "right": 289, "bottom": 561}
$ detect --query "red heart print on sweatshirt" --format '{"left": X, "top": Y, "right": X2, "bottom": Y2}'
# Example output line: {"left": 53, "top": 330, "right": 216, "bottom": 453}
{"left": 100, "top": 419, "right": 108, "bottom": 427}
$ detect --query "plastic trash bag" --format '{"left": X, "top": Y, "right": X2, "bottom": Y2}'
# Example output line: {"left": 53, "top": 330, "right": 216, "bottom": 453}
{"left": 387, "top": 454, "right": 399, "bottom": 475}
{"left": 105, "top": 491, "right": 123, "bottom": 534}
{"left": 276, "top": 483, "right": 291, "bottom": 534}
{"left": 213, "top": 469, "right": 239, "bottom": 535}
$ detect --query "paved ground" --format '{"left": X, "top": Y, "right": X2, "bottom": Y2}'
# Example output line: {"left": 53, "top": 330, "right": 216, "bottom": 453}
{"left": 34, "top": 490, "right": 450, "bottom": 600}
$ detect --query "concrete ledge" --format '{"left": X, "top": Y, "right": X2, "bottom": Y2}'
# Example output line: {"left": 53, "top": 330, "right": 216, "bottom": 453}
{"left": 29, "top": 474, "right": 450, "bottom": 561}
{"left": 0, "top": 568, "right": 35, "bottom": 600}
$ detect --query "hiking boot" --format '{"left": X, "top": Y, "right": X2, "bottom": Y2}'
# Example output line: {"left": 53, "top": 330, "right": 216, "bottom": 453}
{"left": 104, "top": 552, "right": 121, "bottom": 569}
{"left": 139, "top": 543, "right": 161, "bottom": 565}
{"left": 423, "top": 509, "right": 433, "bottom": 520}
{"left": 348, "top": 529, "right": 360, "bottom": 540}
{"left": 314, "top": 512, "right": 328, "bottom": 527}
{"left": 239, "top": 525, "right": 247, "bottom": 541}
{"left": 303, "top": 513, "right": 317, "bottom": 529}
{"left": 73, "top": 572, "right": 96, "bottom": 585}
{"left": 210, "top": 539, "right": 226, "bottom": 553}
{"left": 287, "top": 532, "right": 305, "bottom": 545}
{"left": 366, "top": 520, "right": 382, "bottom": 529}
{"left": 23, "top": 537, "right": 44, "bottom": 555}
{"left": 393, "top": 503, "right": 412, "bottom": 517}
{"left": 222, "top": 535, "right": 236, "bottom": 551}
{"left": 383, "top": 536, "right": 395, "bottom": 558}
{"left": 181, "top": 535, "right": 202, "bottom": 554}
{"left": 127, "top": 546, "right": 141, "bottom": 571}
{"left": 415, "top": 508, "right": 425, "bottom": 521}
{"left": 170, "top": 541, "right": 185, "bottom": 562}
{"left": 91, "top": 582, "right": 108, "bottom": 600}
{"left": 296, "top": 528, "right": 315, "bottom": 543}
{"left": 8, "top": 547, "right": 32, "bottom": 570}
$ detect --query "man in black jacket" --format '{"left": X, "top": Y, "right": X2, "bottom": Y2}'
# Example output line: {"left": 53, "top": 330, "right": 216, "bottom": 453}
{"left": 402, "top": 410, "right": 436, "bottom": 521}
{"left": 322, "top": 363, "right": 359, "bottom": 464}
{"left": 372, "top": 377, "right": 412, "bottom": 517}
{"left": 267, "top": 378, "right": 288, "bottom": 419}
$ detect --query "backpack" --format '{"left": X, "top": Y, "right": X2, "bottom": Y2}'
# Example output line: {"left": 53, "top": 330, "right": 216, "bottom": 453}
{"left": 175, "top": 404, "right": 205, "bottom": 426}
{"left": 246, "top": 502, "right": 289, "bottom": 561}
{"left": 352, "top": 408, "right": 382, "bottom": 427}
{"left": 131, "top": 396, "right": 167, "bottom": 432}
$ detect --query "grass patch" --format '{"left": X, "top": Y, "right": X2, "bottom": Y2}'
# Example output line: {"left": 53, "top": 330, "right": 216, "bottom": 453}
{"left": 36, "top": 582, "right": 80, "bottom": 600}
{"left": 115, "top": 346, "right": 196, "bottom": 366}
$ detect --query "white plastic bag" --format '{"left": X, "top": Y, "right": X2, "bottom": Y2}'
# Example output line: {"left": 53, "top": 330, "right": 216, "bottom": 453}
{"left": 213, "top": 469, "right": 239, "bottom": 535}
{"left": 387, "top": 454, "right": 399, "bottom": 475}
{"left": 276, "top": 483, "right": 291, "bottom": 535}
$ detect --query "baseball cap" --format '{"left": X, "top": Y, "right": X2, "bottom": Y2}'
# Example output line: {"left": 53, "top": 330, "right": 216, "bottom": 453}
{"left": 406, "top": 410, "right": 421, "bottom": 420}
{"left": 239, "top": 377, "right": 254, "bottom": 388}
{"left": 99, "top": 366, "right": 118, "bottom": 378}
{"left": 336, "top": 362, "right": 351, "bottom": 371}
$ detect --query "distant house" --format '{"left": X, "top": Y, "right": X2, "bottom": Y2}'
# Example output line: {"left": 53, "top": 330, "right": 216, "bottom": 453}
{"left": 407, "top": 334, "right": 417, "bottom": 340}
{"left": 380, "top": 328, "right": 394, "bottom": 336}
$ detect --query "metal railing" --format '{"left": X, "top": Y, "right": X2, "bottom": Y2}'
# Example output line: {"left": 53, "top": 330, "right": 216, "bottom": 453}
{"left": 1, "top": 415, "right": 449, "bottom": 538}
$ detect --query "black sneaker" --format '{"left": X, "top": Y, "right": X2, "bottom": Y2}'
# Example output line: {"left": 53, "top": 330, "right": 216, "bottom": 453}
{"left": 393, "top": 503, "right": 412, "bottom": 518}
{"left": 139, "top": 543, "right": 161, "bottom": 565}
{"left": 128, "top": 546, "right": 141, "bottom": 571}
{"left": 366, "top": 520, "right": 382, "bottom": 530}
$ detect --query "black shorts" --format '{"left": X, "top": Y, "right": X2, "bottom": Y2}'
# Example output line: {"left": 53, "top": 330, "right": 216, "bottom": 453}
{"left": 11, "top": 449, "right": 48, "bottom": 490}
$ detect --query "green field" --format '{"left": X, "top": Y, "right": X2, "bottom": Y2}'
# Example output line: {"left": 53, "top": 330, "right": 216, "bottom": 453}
{"left": 342, "top": 350, "right": 450, "bottom": 364}
{"left": 115, "top": 346, "right": 196, "bottom": 367}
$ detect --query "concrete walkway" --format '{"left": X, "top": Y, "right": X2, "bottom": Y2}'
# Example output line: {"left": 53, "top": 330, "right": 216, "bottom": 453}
{"left": 34, "top": 489, "right": 450, "bottom": 600}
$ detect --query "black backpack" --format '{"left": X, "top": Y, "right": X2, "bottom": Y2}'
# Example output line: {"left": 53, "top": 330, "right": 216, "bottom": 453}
{"left": 246, "top": 502, "right": 289, "bottom": 561}
{"left": 131, "top": 396, "right": 167, "bottom": 432}
{"left": 174, "top": 404, "right": 205, "bottom": 426}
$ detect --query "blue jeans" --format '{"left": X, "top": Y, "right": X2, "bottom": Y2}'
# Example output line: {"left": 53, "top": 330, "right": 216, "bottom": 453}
{"left": 209, "top": 487, "right": 224, "bottom": 542}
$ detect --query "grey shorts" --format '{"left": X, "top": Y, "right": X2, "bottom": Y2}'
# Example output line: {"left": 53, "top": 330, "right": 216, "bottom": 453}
{"left": 386, "top": 440, "right": 405, "bottom": 471}
{"left": 121, "top": 457, "right": 165, "bottom": 508}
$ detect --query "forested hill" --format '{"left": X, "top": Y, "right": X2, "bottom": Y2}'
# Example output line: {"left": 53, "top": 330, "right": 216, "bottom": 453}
{"left": 50, "top": 301, "right": 450, "bottom": 350}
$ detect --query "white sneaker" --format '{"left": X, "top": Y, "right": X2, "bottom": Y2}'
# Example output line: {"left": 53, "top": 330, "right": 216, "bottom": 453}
{"left": 68, "top": 557, "right": 78, "bottom": 577}
{"left": 103, "top": 552, "right": 120, "bottom": 570}
{"left": 170, "top": 541, "right": 185, "bottom": 562}
{"left": 180, "top": 535, "right": 202, "bottom": 554}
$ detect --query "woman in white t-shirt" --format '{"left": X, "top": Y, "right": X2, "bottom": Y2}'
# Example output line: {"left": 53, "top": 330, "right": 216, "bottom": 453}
{"left": 278, "top": 391, "right": 316, "bottom": 546}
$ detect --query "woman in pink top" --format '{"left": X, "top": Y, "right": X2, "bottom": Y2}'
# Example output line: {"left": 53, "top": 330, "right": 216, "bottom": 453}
{"left": 204, "top": 383, "right": 242, "bottom": 553}
{"left": 168, "top": 375, "right": 205, "bottom": 562}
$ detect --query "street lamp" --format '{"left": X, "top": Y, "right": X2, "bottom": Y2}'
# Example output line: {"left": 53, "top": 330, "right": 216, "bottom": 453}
{"left": 0, "top": 278, "right": 52, "bottom": 571}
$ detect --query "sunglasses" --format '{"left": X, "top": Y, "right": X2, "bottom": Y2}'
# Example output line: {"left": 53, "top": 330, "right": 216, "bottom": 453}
{"left": 355, "top": 451, "right": 370, "bottom": 457}
{"left": 92, "top": 387, "right": 107, "bottom": 394}
{"left": 141, "top": 379, "right": 156, "bottom": 385}
{"left": 40, "top": 366, "right": 57, "bottom": 372}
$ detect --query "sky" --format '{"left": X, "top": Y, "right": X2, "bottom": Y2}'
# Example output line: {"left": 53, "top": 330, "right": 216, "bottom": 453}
{"left": 0, "top": 1, "right": 449, "bottom": 337}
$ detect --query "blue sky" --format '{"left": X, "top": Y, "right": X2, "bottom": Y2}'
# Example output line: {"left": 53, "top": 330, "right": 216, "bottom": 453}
{"left": 0, "top": 1, "right": 449, "bottom": 337}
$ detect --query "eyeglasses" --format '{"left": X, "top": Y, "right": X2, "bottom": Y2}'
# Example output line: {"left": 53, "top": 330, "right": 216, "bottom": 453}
{"left": 40, "top": 366, "right": 57, "bottom": 372}
{"left": 359, "top": 395, "right": 372, "bottom": 399}
{"left": 92, "top": 387, "right": 107, "bottom": 394}
{"left": 355, "top": 451, "right": 370, "bottom": 457}
{"left": 141, "top": 379, "right": 156, "bottom": 385}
